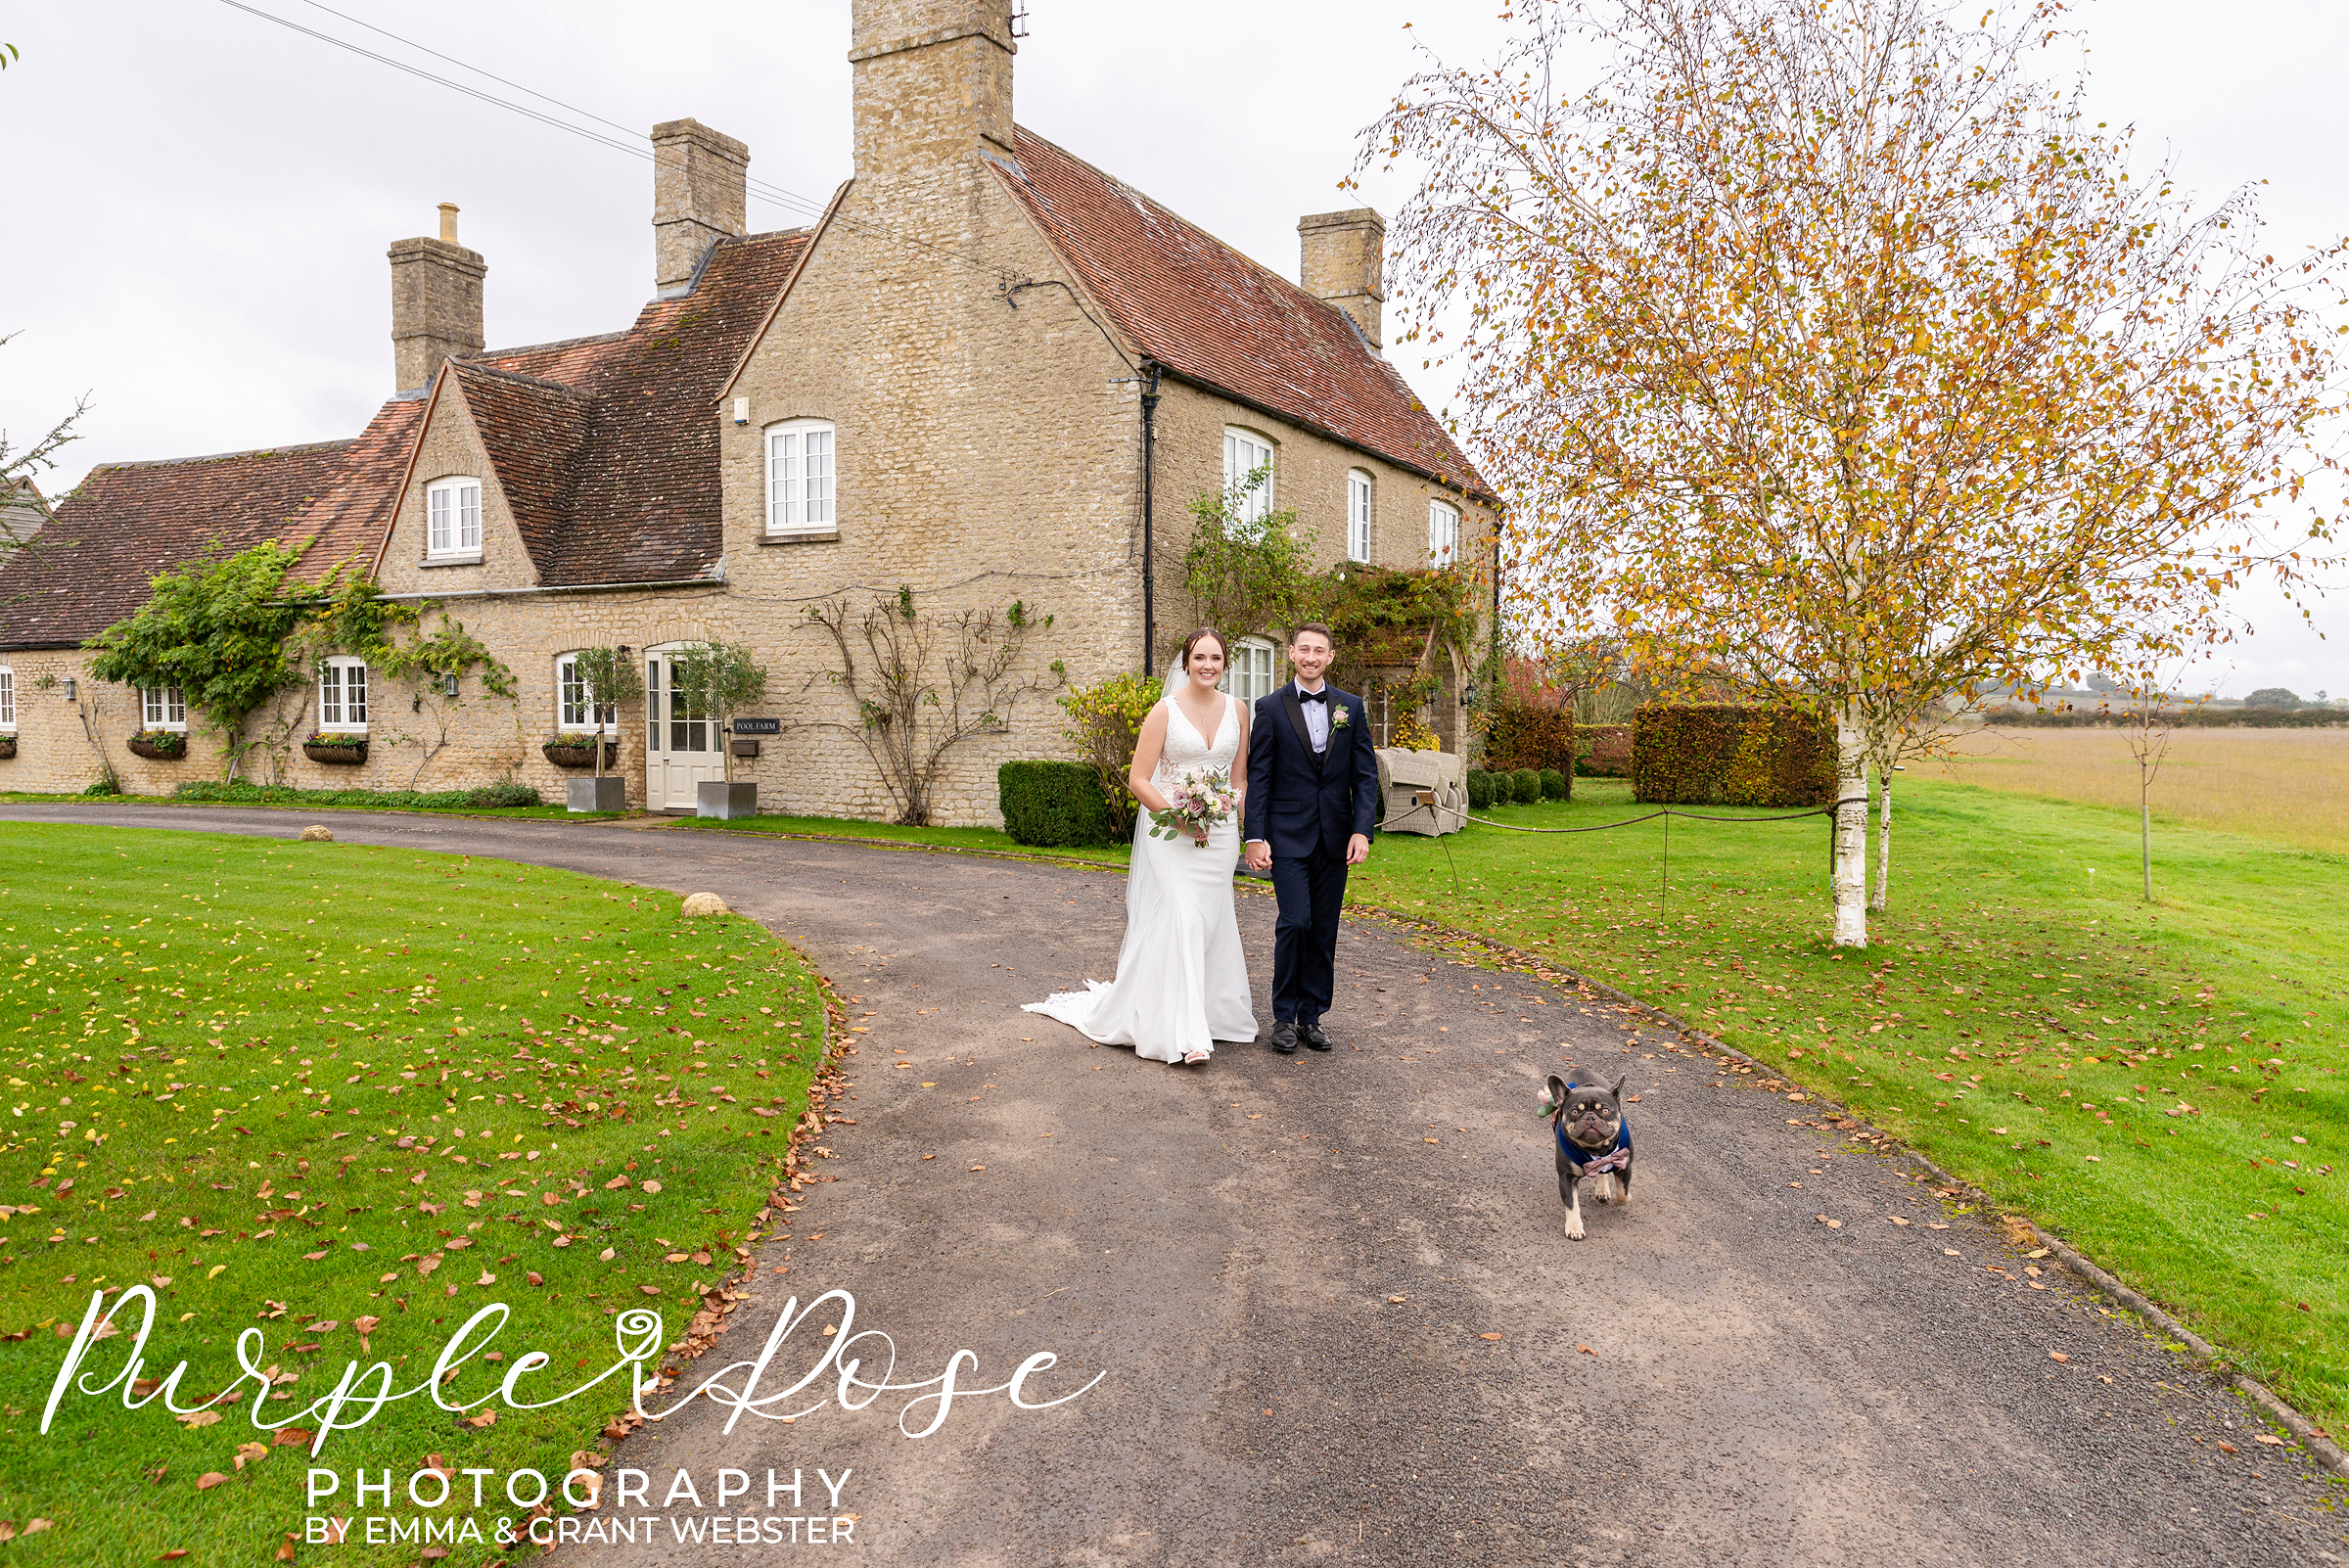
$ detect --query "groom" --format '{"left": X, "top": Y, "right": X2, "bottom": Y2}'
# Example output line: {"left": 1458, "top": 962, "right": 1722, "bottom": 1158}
{"left": 1243, "top": 623, "right": 1379, "bottom": 1053}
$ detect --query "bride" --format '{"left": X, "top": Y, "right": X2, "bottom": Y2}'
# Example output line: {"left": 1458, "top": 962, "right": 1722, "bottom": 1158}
{"left": 1024, "top": 627, "right": 1258, "bottom": 1065}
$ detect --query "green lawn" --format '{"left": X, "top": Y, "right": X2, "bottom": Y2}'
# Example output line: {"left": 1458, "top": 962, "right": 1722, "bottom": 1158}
{"left": 0, "top": 825, "right": 830, "bottom": 1564}
{"left": 1348, "top": 777, "right": 2347, "bottom": 1431}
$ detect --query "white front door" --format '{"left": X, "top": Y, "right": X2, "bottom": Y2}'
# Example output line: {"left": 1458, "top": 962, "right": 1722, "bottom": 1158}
{"left": 645, "top": 650, "right": 725, "bottom": 810}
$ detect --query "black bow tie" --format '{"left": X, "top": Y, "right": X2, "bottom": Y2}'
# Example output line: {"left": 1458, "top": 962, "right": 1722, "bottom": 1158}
{"left": 1297, "top": 689, "right": 1327, "bottom": 704}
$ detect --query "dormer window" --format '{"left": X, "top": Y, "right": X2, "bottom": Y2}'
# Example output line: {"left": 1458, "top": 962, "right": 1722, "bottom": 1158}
{"left": 766, "top": 419, "right": 836, "bottom": 535}
{"left": 427, "top": 477, "right": 482, "bottom": 557}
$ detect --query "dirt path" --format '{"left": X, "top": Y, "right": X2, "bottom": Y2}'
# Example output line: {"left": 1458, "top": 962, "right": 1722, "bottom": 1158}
{"left": 10, "top": 804, "right": 2340, "bottom": 1566}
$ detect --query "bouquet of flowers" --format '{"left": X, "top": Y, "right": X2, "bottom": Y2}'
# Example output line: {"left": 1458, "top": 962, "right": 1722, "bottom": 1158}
{"left": 1148, "top": 767, "right": 1240, "bottom": 847}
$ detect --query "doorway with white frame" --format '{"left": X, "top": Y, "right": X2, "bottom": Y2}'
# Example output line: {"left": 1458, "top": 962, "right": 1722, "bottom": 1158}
{"left": 644, "top": 645, "right": 726, "bottom": 811}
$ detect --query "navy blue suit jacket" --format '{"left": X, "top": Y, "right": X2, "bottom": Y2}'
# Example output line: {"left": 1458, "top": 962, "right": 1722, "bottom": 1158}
{"left": 1244, "top": 681, "right": 1380, "bottom": 858}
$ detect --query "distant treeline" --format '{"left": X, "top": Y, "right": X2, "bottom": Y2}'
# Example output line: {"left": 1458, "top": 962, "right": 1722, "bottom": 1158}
{"left": 1983, "top": 707, "right": 2349, "bottom": 729}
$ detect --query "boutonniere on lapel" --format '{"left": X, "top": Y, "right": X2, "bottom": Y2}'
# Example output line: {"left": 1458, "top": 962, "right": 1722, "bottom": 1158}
{"left": 1329, "top": 706, "right": 1352, "bottom": 731}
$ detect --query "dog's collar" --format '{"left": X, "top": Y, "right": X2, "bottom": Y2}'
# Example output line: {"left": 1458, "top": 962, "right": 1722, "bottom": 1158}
{"left": 1554, "top": 1116, "right": 1632, "bottom": 1174}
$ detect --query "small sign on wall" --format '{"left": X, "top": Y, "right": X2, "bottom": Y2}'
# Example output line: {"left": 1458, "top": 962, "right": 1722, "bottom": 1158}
{"left": 729, "top": 716, "right": 782, "bottom": 735}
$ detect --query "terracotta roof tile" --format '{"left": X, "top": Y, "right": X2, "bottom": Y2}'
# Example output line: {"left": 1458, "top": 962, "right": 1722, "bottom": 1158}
{"left": 996, "top": 128, "right": 1492, "bottom": 502}
{"left": 0, "top": 438, "right": 356, "bottom": 649}
{"left": 446, "top": 363, "right": 594, "bottom": 566}
{"left": 469, "top": 230, "right": 808, "bottom": 585}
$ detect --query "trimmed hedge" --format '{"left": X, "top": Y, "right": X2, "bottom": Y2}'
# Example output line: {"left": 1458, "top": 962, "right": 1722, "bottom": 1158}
{"left": 998, "top": 760, "right": 1120, "bottom": 847}
{"left": 1465, "top": 769, "right": 1497, "bottom": 809}
{"left": 1985, "top": 707, "right": 2349, "bottom": 729}
{"left": 1631, "top": 705, "right": 1835, "bottom": 807}
{"left": 1485, "top": 703, "right": 1576, "bottom": 774}
{"left": 1539, "top": 767, "right": 1569, "bottom": 801}
{"left": 1509, "top": 767, "right": 1543, "bottom": 805}
{"left": 171, "top": 780, "right": 541, "bottom": 809}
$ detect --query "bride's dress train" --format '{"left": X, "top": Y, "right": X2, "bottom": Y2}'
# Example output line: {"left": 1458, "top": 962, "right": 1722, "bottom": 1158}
{"left": 1023, "top": 693, "right": 1258, "bottom": 1063}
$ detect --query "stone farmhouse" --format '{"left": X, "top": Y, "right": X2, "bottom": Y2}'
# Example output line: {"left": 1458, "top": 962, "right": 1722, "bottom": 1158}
{"left": 0, "top": 0, "right": 1496, "bottom": 821}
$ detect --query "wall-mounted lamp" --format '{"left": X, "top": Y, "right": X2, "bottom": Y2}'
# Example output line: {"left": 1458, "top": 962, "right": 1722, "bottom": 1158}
{"left": 443, "top": 672, "right": 460, "bottom": 698}
{"left": 62, "top": 677, "right": 76, "bottom": 701}
{"left": 731, "top": 397, "right": 750, "bottom": 427}
{"left": 617, "top": 645, "right": 631, "bottom": 658}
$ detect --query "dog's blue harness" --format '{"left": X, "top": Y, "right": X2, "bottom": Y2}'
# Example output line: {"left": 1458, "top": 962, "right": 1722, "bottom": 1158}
{"left": 1555, "top": 1118, "right": 1633, "bottom": 1176}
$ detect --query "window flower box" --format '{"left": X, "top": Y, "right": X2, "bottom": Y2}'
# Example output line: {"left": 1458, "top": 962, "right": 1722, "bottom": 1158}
{"left": 302, "top": 733, "right": 369, "bottom": 766}
{"left": 126, "top": 730, "right": 187, "bottom": 761}
{"left": 0, "top": 736, "right": 16, "bottom": 761}
{"left": 543, "top": 735, "right": 620, "bottom": 770}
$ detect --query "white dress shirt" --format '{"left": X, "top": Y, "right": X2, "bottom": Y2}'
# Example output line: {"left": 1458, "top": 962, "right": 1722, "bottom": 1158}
{"left": 1297, "top": 680, "right": 1330, "bottom": 754}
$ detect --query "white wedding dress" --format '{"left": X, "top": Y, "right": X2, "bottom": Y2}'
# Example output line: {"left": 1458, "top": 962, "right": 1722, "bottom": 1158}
{"left": 1024, "top": 691, "right": 1258, "bottom": 1062}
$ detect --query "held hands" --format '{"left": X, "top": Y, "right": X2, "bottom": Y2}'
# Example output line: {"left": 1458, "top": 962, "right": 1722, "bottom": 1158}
{"left": 1243, "top": 840, "right": 1272, "bottom": 873}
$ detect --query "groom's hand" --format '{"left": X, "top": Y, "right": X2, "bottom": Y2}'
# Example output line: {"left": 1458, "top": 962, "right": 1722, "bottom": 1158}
{"left": 1346, "top": 833, "right": 1370, "bottom": 866}
{"left": 1244, "top": 840, "right": 1271, "bottom": 873}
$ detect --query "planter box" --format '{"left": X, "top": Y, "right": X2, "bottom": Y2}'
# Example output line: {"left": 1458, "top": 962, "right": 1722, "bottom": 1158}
{"left": 567, "top": 775, "right": 629, "bottom": 813}
{"left": 126, "top": 733, "right": 187, "bottom": 761}
{"left": 303, "top": 740, "right": 369, "bottom": 766}
{"left": 0, "top": 736, "right": 15, "bottom": 760}
{"left": 543, "top": 739, "right": 621, "bottom": 770}
{"left": 696, "top": 780, "right": 759, "bottom": 819}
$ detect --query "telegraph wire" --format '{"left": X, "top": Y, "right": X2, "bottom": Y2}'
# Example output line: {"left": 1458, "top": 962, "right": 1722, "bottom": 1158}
{"left": 213, "top": 0, "right": 1020, "bottom": 285}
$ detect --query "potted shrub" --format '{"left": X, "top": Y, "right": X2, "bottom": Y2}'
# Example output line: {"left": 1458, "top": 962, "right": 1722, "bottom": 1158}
{"left": 543, "top": 733, "right": 620, "bottom": 770}
{"left": 302, "top": 732, "right": 369, "bottom": 765}
{"left": 563, "top": 646, "right": 640, "bottom": 812}
{"left": 126, "top": 729, "right": 188, "bottom": 761}
{"left": 674, "top": 640, "right": 768, "bottom": 819}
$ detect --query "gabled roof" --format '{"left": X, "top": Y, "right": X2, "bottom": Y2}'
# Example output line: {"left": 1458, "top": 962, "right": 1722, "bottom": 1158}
{"left": 464, "top": 230, "right": 809, "bottom": 585}
{"left": 994, "top": 128, "right": 1494, "bottom": 503}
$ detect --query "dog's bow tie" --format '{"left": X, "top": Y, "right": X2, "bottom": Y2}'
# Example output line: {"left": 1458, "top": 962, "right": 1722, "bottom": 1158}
{"left": 1297, "top": 690, "right": 1327, "bottom": 704}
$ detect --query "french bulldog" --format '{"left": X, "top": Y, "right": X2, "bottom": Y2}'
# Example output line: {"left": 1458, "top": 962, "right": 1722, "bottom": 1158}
{"left": 1543, "top": 1072, "right": 1634, "bottom": 1241}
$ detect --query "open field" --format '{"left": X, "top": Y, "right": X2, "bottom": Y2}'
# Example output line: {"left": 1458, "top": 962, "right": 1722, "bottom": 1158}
{"left": 1934, "top": 724, "right": 2349, "bottom": 854}
{"left": 0, "top": 826, "right": 829, "bottom": 1565}
{"left": 1346, "top": 776, "right": 2348, "bottom": 1432}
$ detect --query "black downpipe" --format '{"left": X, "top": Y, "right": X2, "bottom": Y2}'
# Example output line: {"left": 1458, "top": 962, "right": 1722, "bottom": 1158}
{"left": 1139, "top": 359, "right": 1162, "bottom": 673}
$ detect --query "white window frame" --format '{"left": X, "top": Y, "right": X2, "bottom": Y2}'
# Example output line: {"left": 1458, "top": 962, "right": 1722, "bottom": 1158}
{"left": 426, "top": 477, "right": 483, "bottom": 557}
{"left": 318, "top": 658, "right": 369, "bottom": 732}
{"left": 1222, "top": 428, "right": 1275, "bottom": 528}
{"left": 1347, "top": 470, "right": 1373, "bottom": 563}
{"left": 1220, "top": 636, "right": 1279, "bottom": 704}
{"left": 1428, "top": 499, "right": 1460, "bottom": 570}
{"left": 765, "top": 418, "right": 837, "bottom": 535}
{"left": 556, "top": 654, "right": 619, "bottom": 736}
{"left": 141, "top": 685, "right": 186, "bottom": 732}
{"left": 0, "top": 667, "right": 13, "bottom": 733}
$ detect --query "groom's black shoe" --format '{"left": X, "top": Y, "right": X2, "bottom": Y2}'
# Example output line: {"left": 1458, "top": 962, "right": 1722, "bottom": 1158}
{"left": 1300, "top": 1020, "right": 1333, "bottom": 1051}
{"left": 1270, "top": 1021, "right": 1300, "bottom": 1054}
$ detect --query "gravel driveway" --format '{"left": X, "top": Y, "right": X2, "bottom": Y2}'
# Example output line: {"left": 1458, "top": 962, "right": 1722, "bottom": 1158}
{"left": 9, "top": 803, "right": 2341, "bottom": 1566}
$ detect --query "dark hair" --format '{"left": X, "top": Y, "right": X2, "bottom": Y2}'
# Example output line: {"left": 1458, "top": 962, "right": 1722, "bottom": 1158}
{"left": 1179, "top": 626, "right": 1229, "bottom": 670}
{"left": 1288, "top": 622, "right": 1335, "bottom": 651}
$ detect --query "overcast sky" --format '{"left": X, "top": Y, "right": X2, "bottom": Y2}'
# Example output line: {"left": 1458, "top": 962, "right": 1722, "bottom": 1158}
{"left": 3, "top": 1, "right": 2342, "bottom": 698}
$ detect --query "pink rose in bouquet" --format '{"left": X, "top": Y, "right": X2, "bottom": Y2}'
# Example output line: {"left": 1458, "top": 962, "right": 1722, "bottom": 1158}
{"left": 1149, "top": 766, "right": 1239, "bottom": 846}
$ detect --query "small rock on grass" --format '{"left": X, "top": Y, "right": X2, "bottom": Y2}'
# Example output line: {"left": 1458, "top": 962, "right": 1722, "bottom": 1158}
{"left": 681, "top": 892, "right": 729, "bottom": 917}
{"left": 299, "top": 824, "right": 334, "bottom": 842}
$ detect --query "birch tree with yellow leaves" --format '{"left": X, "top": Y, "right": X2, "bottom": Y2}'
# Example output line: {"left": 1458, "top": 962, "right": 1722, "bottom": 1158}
{"left": 1363, "top": 0, "right": 2343, "bottom": 945}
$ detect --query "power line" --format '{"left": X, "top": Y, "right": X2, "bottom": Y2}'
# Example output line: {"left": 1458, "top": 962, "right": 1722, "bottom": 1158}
{"left": 213, "top": 0, "right": 1014, "bottom": 282}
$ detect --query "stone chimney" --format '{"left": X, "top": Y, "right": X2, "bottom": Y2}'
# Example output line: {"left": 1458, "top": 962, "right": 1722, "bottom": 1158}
{"left": 849, "top": 0, "right": 1017, "bottom": 182}
{"left": 389, "top": 204, "right": 485, "bottom": 395}
{"left": 1299, "top": 208, "right": 1387, "bottom": 354}
{"left": 652, "top": 118, "right": 750, "bottom": 298}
